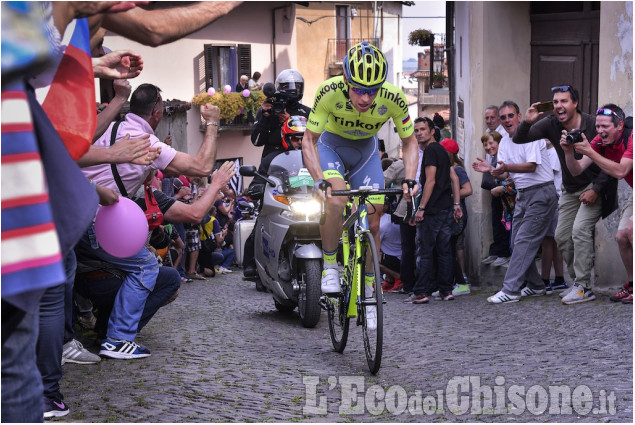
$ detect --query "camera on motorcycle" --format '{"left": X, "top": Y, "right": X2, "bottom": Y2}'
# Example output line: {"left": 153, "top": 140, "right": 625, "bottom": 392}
{"left": 565, "top": 129, "right": 583, "bottom": 144}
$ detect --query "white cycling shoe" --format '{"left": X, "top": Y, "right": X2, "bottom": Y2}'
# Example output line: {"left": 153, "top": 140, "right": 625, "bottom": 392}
{"left": 321, "top": 268, "right": 341, "bottom": 294}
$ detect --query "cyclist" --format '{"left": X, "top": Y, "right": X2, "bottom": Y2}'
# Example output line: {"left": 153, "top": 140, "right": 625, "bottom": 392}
{"left": 302, "top": 42, "right": 420, "bottom": 309}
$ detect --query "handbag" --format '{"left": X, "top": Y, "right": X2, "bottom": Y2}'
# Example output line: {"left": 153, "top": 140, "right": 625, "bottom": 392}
{"left": 109, "top": 121, "right": 164, "bottom": 230}
{"left": 199, "top": 222, "right": 217, "bottom": 253}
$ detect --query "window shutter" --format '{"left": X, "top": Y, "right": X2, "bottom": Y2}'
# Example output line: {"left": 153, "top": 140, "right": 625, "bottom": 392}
{"left": 204, "top": 44, "right": 215, "bottom": 89}
{"left": 237, "top": 44, "right": 251, "bottom": 79}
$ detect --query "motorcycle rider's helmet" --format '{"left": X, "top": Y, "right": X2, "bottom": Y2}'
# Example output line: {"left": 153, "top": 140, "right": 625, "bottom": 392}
{"left": 281, "top": 115, "right": 307, "bottom": 150}
{"left": 275, "top": 69, "right": 304, "bottom": 102}
{"left": 343, "top": 41, "right": 387, "bottom": 89}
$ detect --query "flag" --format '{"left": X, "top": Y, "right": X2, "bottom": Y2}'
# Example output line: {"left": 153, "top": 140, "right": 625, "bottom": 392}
{"left": 41, "top": 18, "right": 95, "bottom": 160}
{"left": 229, "top": 158, "right": 242, "bottom": 195}
{"left": 2, "top": 81, "right": 65, "bottom": 306}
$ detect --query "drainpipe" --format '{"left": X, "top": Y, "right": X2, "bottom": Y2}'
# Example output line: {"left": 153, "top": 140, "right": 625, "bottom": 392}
{"left": 446, "top": 1, "right": 455, "bottom": 138}
{"left": 271, "top": 3, "right": 292, "bottom": 78}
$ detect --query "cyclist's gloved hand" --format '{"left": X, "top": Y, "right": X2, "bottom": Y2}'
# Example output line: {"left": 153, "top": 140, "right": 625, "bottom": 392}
{"left": 313, "top": 179, "right": 332, "bottom": 200}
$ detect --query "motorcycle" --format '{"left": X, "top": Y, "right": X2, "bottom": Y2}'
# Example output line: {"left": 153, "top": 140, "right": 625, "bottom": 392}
{"left": 239, "top": 150, "right": 323, "bottom": 328}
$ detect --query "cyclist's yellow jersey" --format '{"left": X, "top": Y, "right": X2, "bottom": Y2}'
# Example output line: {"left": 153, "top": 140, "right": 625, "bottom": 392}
{"left": 307, "top": 76, "right": 414, "bottom": 140}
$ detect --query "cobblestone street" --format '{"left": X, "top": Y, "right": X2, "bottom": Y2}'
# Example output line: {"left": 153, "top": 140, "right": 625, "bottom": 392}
{"left": 60, "top": 271, "right": 633, "bottom": 422}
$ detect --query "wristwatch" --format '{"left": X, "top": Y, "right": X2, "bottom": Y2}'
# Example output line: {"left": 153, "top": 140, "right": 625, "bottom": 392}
{"left": 206, "top": 121, "right": 220, "bottom": 127}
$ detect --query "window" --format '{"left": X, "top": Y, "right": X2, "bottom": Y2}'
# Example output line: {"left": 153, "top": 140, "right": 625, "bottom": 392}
{"left": 202, "top": 44, "right": 251, "bottom": 91}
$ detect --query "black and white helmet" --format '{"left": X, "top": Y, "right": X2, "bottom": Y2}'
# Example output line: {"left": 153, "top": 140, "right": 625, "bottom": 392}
{"left": 275, "top": 69, "right": 304, "bottom": 102}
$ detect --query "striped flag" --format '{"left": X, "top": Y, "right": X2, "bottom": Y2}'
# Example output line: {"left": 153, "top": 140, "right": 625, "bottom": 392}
{"left": 40, "top": 18, "right": 95, "bottom": 160}
{"left": 2, "top": 81, "right": 65, "bottom": 301}
{"left": 229, "top": 158, "right": 243, "bottom": 195}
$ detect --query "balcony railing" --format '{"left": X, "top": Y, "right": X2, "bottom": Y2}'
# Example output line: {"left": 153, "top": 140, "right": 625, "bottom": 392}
{"left": 326, "top": 38, "right": 380, "bottom": 66}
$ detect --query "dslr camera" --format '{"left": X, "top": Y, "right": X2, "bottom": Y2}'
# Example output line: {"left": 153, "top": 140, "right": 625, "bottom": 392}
{"left": 263, "top": 82, "right": 289, "bottom": 115}
{"left": 565, "top": 129, "right": 583, "bottom": 144}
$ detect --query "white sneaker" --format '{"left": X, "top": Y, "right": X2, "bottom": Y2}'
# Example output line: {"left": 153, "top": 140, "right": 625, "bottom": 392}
{"left": 365, "top": 306, "right": 377, "bottom": 330}
{"left": 492, "top": 257, "right": 510, "bottom": 267}
{"left": 219, "top": 266, "right": 233, "bottom": 273}
{"left": 321, "top": 268, "right": 340, "bottom": 293}
{"left": 561, "top": 284, "right": 596, "bottom": 305}
{"left": 481, "top": 255, "right": 498, "bottom": 265}
{"left": 487, "top": 290, "right": 520, "bottom": 304}
{"left": 62, "top": 339, "right": 101, "bottom": 365}
{"left": 431, "top": 290, "right": 440, "bottom": 298}
{"left": 520, "top": 286, "right": 546, "bottom": 297}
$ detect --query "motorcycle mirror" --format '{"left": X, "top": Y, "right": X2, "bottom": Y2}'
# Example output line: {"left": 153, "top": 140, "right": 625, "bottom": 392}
{"left": 239, "top": 165, "right": 257, "bottom": 176}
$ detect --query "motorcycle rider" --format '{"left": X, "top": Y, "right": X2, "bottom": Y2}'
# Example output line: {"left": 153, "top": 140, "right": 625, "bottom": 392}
{"left": 251, "top": 69, "right": 311, "bottom": 159}
{"left": 243, "top": 116, "right": 308, "bottom": 287}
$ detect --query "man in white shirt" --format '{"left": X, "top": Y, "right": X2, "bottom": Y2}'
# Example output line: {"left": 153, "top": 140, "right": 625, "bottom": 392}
{"left": 474, "top": 101, "right": 558, "bottom": 303}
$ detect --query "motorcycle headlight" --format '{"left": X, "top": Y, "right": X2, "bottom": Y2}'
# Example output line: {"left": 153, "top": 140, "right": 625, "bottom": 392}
{"left": 288, "top": 198, "right": 321, "bottom": 220}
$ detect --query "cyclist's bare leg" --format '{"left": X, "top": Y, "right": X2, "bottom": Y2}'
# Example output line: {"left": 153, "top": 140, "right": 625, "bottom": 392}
{"left": 320, "top": 177, "right": 348, "bottom": 252}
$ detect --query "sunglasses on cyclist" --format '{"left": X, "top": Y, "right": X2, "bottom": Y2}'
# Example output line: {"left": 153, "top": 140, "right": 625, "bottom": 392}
{"left": 350, "top": 86, "right": 379, "bottom": 96}
{"left": 596, "top": 108, "right": 623, "bottom": 120}
{"left": 499, "top": 113, "right": 515, "bottom": 120}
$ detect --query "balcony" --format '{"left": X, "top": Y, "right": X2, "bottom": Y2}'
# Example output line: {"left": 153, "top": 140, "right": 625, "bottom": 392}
{"left": 326, "top": 38, "right": 379, "bottom": 76}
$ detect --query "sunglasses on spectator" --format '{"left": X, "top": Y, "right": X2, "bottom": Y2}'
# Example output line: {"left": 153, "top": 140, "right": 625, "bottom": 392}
{"left": 551, "top": 85, "right": 573, "bottom": 93}
{"left": 350, "top": 86, "right": 379, "bottom": 96}
{"left": 596, "top": 108, "right": 623, "bottom": 120}
{"left": 499, "top": 113, "right": 515, "bottom": 120}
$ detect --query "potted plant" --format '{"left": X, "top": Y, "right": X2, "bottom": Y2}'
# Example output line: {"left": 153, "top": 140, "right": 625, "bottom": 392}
{"left": 432, "top": 72, "right": 445, "bottom": 88}
{"left": 192, "top": 90, "right": 266, "bottom": 126}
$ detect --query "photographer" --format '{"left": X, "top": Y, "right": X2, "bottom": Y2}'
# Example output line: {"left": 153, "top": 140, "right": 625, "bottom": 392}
{"left": 513, "top": 85, "right": 617, "bottom": 305}
{"left": 563, "top": 104, "right": 633, "bottom": 304}
{"left": 251, "top": 69, "right": 311, "bottom": 158}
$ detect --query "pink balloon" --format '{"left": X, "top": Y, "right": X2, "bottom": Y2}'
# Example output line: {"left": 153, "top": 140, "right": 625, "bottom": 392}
{"left": 224, "top": 85, "right": 232, "bottom": 94}
{"left": 94, "top": 197, "right": 149, "bottom": 258}
{"left": 242, "top": 89, "right": 250, "bottom": 97}
{"left": 207, "top": 87, "right": 215, "bottom": 96}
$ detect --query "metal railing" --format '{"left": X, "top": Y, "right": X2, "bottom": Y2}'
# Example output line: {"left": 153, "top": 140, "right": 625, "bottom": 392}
{"left": 326, "top": 38, "right": 379, "bottom": 65}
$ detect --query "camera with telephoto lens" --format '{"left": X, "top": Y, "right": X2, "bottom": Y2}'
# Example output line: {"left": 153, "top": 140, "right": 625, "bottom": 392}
{"left": 262, "top": 82, "right": 288, "bottom": 115}
{"left": 164, "top": 101, "right": 175, "bottom": 116}
{"left": 565, "top": 129, "right": 583, "bottom": 144}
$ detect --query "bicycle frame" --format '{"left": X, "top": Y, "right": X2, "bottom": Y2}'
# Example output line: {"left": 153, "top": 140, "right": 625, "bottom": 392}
{"left": 340, "top": 201, "right": 372, "bottom": 320}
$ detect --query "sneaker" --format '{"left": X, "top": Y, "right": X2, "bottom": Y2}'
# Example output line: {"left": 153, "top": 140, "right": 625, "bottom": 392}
{"left": 487, "top": 290, "right": 520, "bottom": 304}
{"left": 520, "top": 287, "right": 546, "bottom": 297}
{"left": 389, "top": 280, "right": 404, "bottom": 293}
{"left": 545, "top": 281, "right": 554, "bottom": 295}
{"left": 412, "top": 294, "right": 429, "bottom": 304}
{"left": 77, "top": 311, "right": 96, "bottom": 330}
{"left": 219, "top": 266, "right": 233, "bottom": 273}
{"left": 561, "top": 284, "right": 596, "bottom": 305}
{"left": 321, "top": 268, "right": 340, "bottom": 294}
{"left": 43, "top": 397, "right": 69, "bottom": 419}
{"left": 609, "top": 284, "right": 632, "bottom": 302}
{"left": 381, "top": 280, "right": 394, "bottom": 291}
{"left": 481, "top": 255, "right": 498, "bottom": 265}
{"left": 99, "top": 338, "right": 151, "bottom": 359}
{"left": 622, "top": 294, "right": 633, "bottom": 304}
{"left": 559, "top": 284, "right": 575, "bottom": 298}
{"left": 431, "top": 290, "right": 440, "bottom": 298}
{"left": 62, "top": 339, "right": 101, "bottom": 365}
{"left": 551, "top": 280, "right": 569, "bottom": 291}
{"left": 492, "top": 257, "right": 510, "bottom": 267}
{"left": 452, "top": 284, "right": 471, "bottom": 296}
{"left": 403, "top": 293, "right": 427, "bottom": 303}
{"left": 365, "top": 306, "right": 377, "bottom": 330}
{"left": 439, "top": 292, "right": 454, "bottom": 301}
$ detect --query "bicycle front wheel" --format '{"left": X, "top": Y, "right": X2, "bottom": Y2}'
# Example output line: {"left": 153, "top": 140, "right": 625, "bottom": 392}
{"left": 327, "top": 269, "right": 350, "bottom": 353}
{"left": 359, "top": 232, "right": 383, "bottom": 374}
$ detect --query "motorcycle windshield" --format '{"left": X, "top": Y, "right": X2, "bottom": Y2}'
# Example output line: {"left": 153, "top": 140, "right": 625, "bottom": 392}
{"left": 268, "top": 150, "right": 314, "bottom": 195}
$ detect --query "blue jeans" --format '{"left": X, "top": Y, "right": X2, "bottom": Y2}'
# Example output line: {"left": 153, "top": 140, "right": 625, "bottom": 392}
{"left": 79, "top": 228, "right": 159, "bottom": 341}
{"left": 1, "top": 301, "right": 43, "bottom": 422}
{"left": 218, "top": 248, "right": 235, "bottom": 268}
{"left": 399, "top": 222, "right": 417, "bottom": 293}
{"left": 74, "top": 266, "right": 181, "bottom": 338}
{"left": 37, "top": 251, "right": 76, "bottom": 402}
{"left": 412, "top": 208, "right": 454, "bottom": 296}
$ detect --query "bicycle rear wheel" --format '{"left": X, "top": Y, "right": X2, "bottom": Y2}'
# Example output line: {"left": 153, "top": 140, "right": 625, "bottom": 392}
{"left": 359, "top": 232, "right": 383, "bottom": 374}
